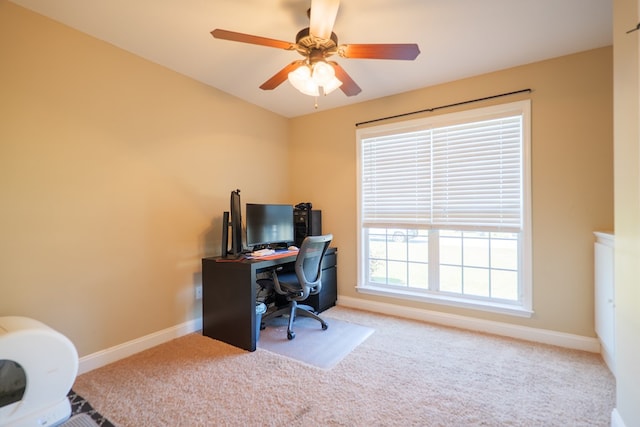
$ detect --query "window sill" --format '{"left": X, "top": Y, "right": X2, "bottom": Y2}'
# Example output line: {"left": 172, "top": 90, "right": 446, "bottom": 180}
{"left": 356, "top": 285, "right": 533, "bottom": 318}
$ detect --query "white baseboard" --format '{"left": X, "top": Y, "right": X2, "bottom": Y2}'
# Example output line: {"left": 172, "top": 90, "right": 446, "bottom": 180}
{"left": 337, "top": 295, "right": 601, "bottom": 353}
{"left": 600, "top": 338, "right": 616, "bottom": 376}
{"left": 78, "top": 317, "right": 202, "bottom": 375}
{"left": 611, "top": 408, "right": 626, "bottom": 427}
{"left": 79, "top": 297, "right": 600, "bottom": 375}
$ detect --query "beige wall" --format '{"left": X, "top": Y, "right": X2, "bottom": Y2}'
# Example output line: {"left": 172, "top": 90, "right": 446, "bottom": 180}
{"left": 613, "top": 0, "right": 640, "bottom": 423}
{"left": 1, "top": 2, "right": 615, "bottom": 360}
{"left": 289, "top": 47, "right": 613, "bottom": 337}
{"left": 0, "top": 2, "right": 289, "bottom": 356}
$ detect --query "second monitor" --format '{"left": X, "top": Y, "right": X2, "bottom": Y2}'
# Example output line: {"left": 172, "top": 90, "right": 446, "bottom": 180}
{"left": 245, "top": 204, "right": 295, "bottom": 251}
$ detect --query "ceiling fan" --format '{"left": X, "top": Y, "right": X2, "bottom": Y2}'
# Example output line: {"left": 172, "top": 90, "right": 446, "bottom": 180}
{"left": 211, "top": 0, "right": 420, "bottom": 98}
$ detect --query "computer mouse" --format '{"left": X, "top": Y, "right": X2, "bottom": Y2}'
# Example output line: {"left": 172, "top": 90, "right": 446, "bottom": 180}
{"left": 288, "top": 246, "right": 299, "bottom": 251}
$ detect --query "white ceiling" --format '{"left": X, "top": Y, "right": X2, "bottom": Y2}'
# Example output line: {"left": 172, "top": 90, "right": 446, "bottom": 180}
{"left": 10, "top": 0, "right": 612, "bottom": 118}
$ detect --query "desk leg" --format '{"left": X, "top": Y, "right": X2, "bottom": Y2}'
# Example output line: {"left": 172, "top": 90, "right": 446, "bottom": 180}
{"left": 202, "top": 260, "right": 257, "bottom": 351}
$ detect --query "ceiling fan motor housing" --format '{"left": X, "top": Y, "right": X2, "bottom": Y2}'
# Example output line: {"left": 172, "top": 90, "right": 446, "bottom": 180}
{"left": 295, "top": 27, "right": 338, "bottom": 60}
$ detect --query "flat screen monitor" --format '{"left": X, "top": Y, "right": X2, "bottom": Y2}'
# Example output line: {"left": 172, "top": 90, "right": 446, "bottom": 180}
{"left": 228, "top": 189, "right": 243, "bottom": 256}
{"left": 245, "top": 204, "right": 294, "bottom": 250}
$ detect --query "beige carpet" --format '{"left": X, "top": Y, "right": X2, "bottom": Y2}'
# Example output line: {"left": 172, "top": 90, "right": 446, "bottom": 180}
{"left": 72, "top": 307, "right": 615, "bottom": 426}
{"left": 258, "top": 315, "right": 374, "bottom": 369}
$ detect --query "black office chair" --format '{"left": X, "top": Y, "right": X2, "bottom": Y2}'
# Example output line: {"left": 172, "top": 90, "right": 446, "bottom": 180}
{"left": 259, "top": 234, "right": 333, "bottom": 340}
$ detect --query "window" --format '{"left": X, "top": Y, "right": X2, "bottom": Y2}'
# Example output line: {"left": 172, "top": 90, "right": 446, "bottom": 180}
{"left": 356, "top": 101, "right": 531, "bottom": 316}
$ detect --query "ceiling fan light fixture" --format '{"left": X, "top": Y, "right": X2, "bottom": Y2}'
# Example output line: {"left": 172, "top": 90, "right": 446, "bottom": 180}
{"left": 311, "top": 60, "right": 335, "bottom": 86}
{"left": 287, "top": 60, "right": 343, "bottom": 97}
{"left": 288, "top": 65, "right": 320, "bottom": 96}
{"left": 322, "top": 75, "right": 343, "bottom": 95}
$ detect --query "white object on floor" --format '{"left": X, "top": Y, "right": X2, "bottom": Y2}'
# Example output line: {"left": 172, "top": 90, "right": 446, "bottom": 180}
{"left": 0, "top": 316, "right": 78, "bottom": 427}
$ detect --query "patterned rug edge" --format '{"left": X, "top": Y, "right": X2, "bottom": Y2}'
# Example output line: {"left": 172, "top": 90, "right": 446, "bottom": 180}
{"left": 66, "top": 389, "right": 116, "bottom": 427}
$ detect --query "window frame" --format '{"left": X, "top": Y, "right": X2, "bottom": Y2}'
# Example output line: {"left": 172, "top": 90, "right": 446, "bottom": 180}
{"left": 356, "top": 100, "right": 532, "bottom": 317}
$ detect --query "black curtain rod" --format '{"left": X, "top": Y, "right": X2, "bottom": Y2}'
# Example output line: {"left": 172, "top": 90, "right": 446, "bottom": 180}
{"left": 355, "top": 88, "right": 533, "bottom": 127}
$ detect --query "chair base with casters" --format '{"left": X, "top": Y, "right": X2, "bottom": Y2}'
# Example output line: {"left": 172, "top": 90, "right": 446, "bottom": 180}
{"left": 257, "top": 234, "right": 333, "bottom": 340}
{"left": 261, "top": 300, "right": 328, "bottom": 340}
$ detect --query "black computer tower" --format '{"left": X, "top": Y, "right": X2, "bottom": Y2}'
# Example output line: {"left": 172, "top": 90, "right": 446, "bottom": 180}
{"left": 294, "top": 209, "right": 322, "bottom": 247}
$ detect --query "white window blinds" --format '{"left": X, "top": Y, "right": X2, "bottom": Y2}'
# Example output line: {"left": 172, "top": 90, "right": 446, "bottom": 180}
{"left": 360, "top": 111, "right": 524, "bottom": 232}
{"left": 361, "top": 130, "right": 431, "bottom": 226}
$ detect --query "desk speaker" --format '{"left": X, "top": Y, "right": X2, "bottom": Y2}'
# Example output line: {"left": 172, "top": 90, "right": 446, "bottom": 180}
{"left": 294, "top": 209, "right": 322, "bottom": 247}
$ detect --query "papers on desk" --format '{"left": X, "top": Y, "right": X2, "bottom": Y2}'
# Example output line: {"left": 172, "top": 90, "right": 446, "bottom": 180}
{"left": 246, "top": 250, "right": 298, "bottom": 260}
{"left": 215, "top": 249, "right": 298, "bottom": 262}
{"left": 250, "top": 248, "right": 275, "bottom": 257}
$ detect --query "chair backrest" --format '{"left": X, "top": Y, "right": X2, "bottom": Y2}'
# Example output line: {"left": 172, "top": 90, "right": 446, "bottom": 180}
{"left": 294, "top": 234, "right": 333, "bottom": 299}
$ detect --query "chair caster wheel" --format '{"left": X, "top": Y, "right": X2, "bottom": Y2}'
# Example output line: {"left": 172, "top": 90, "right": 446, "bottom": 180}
{"left": 287, "top": 331, "right": 295, "bottom": 340}
{"left": 322, "top": 323, "right": 328, "bottom": 330}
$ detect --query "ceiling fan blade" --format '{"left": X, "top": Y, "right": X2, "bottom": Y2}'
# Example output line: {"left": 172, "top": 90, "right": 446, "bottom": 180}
{"left": 260, "top": 61, "right": 305, "bottom": 90}
{"left": 339, "top": 43, "right": 421, "bottom": 60}
{"left": 309, "top": 0, "right": 340, "bottom": 40}
{"left": 211, "top": 29, "right": 296, "bottom": 50}
{"left": 330, "top": 62, "right": 361, "bottom": 96}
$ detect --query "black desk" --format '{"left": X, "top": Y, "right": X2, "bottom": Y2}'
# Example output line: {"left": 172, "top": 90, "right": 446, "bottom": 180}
{"left": 201, "top": 248, "right": 337, "bottom": 351}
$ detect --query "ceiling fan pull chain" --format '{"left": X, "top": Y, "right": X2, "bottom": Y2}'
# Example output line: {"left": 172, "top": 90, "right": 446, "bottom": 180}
{"left": 314, "top": 96, "right": 319, "bottom": 109}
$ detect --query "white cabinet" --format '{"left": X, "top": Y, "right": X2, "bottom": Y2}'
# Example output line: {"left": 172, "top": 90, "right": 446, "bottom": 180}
{"left": 594, "top": 231, "right": 615, "bottom": 374}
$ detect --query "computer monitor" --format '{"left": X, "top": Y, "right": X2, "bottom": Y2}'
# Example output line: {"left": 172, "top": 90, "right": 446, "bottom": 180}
{"left": 221, "top": 189, "right": 243, "bottom": 257}
{"left": 230, "top": 190, "right": 243, "bottom": 255}
{"left": 245, "top": 204, "right": 294, "bottom": 251}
